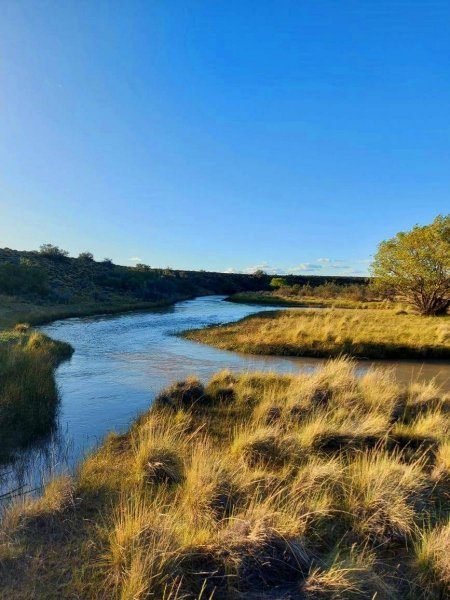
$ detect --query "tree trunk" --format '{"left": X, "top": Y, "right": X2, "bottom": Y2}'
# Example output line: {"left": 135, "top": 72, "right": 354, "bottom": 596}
{"left": 417, "top": 297, "right": 450, "bottom": 316}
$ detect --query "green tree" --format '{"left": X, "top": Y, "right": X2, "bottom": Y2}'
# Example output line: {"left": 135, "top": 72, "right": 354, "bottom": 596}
{"left": 39, "top": 244, "right": 69, "bottom": 259}
{"left": 135, "top": 263, "right": 151, "bottom": 271}
{"left": 270, "top": 277, "right": 288, "bottom": 289}
{"left": 371, "top": 215, "right": 450, "bottom": 315}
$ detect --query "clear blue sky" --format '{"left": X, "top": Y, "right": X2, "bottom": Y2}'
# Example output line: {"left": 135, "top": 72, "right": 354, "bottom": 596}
{"left": 1, "top": 1, "right": 449, "bottom": 275}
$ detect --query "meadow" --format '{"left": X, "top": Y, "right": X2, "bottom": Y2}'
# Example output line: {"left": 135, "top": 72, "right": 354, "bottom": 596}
{"left": 184, "top": 308, "right": 450, "bottom": 359}
{"left": 0, "top": 358, "right": 449, "bottom": 598}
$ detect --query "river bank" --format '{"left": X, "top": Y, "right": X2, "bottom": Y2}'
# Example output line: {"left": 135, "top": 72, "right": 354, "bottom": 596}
{"left": 0, "top": 329, "right": 73, "bottom": 460}
{"left": 226, "top": 290, "right": 385, "bottom": 310}
{"left": 0, "top": 293, "right": 196, "bottom": 329}
{"left": 0, "top": 293, "right": 199, "bottom": 461}
{"left": 183, "top": 307, "right": 450, "bottom": 360}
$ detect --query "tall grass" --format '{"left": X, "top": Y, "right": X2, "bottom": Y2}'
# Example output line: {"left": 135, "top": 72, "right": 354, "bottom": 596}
{"left": 184, "top": 308, "right": 450, "bottom": 359}
{"left": 227, "top": 288, "right": 384, "bottom": 310}
{"left": 1, "top": 358, "right": 449, "bottom": 598}
{"left": 0, "top": 328, "right": 73, "bottom": 457}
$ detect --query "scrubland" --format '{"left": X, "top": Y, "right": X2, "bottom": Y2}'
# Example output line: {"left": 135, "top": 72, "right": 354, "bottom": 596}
{"left": 1, "top": 358, "right": 449, "bottom": 599}
{"left": 184, "top": 308, "right": 450, "bottom": 359}
{"left": 0, "top": 247, "right": 363, "bottom": 329}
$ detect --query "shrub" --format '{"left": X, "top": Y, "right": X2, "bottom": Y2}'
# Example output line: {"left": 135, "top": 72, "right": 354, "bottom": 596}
{"left": 270, "top": 277, "right": 288, "bottom": 289}
{"left": 78, "top": 251, "right": 94, "bottom": 261}
{"left": 39, "top": 244, "right": 69, "bottom": 259}
{"left": 0, "top": 261, "right": 48, "bottom": 296}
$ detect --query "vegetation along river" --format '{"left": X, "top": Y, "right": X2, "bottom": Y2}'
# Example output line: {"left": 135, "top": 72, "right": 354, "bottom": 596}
{"left": 2, "top": 295, "right": 450, "bottom": 497}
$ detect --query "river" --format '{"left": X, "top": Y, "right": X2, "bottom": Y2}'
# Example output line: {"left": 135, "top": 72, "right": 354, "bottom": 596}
{"left": 1, "top": 295, "right": 449, "bottom": 497}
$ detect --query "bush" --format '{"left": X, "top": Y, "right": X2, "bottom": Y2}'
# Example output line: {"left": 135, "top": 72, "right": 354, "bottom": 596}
{"left": 39, "top": 244, "right": 69, "bottom": 259}
{"left": 270, "top": 277, "right": 288, "bottom": 289}
{"left": 0, "top": 261, "right": 48, "bottom": 296}
{"left": 78, "top": 251, "right": 94, "bottom": 261}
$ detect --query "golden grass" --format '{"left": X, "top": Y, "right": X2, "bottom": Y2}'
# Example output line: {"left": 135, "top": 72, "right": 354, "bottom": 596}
{"left": 414, "top": 519, "right": 450, "bottom": 597}
{"left": 184, "top": 308, "right": 450, "bottom": 359}
{"left": 1, "top": 358, "right": 449, "bottom": 598}
{"left": 227, "top": 290, "right": 386, "bottom": 310}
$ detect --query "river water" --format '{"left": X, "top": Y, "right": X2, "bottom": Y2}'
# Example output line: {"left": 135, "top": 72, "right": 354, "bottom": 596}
{"left": 2, "top": 295, "right": 449, "bottom": 497}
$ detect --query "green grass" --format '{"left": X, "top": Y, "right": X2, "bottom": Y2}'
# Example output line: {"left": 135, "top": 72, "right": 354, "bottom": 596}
{"left": 0, "top": 294, "right": 193, "bottom": 329}
{"left": 183, "top": 307, "right": 450, "bottom": 359}
{"left": 1, "top": 358, "right": 449, "bottom": 598}
{"left": 0, "top": 328, "right": 73, "bottom": 458}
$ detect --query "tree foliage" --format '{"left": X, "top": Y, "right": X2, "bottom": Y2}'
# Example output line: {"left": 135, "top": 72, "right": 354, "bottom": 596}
{"left": 371, "top": 215, "right": 450, "bottom": 315}
{"left": 39, "top": 244, "right": 69, "bottom": 259}
{"left": 270, "top": 277, "right": 288, "bottom": 289}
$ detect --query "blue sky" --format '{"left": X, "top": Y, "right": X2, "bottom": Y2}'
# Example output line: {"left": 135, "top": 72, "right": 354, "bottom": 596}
{"left": 1, "top": 1, "right": 449, "bottom": 275}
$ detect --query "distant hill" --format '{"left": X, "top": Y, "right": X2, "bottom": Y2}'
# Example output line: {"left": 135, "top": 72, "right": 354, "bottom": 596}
{"left": 0, "top": 247, "right": 368, "bottom": 308}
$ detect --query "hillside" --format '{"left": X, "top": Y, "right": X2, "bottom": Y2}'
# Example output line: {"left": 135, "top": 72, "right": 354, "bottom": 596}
{"left": 0, "top": 247, "right": 368, "bottom": 327}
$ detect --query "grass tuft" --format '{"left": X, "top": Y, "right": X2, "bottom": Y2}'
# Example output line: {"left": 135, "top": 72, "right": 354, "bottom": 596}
{"left": 1, "top": 359, "right": 449, "bottom": 598}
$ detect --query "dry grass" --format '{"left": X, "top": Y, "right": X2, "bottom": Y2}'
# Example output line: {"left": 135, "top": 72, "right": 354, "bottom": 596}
{"left": 227, "top": 290, "right": 385, "bottom": 310}
{"left": 1, "top": 358, "right": 449, "bottom": 598}
{"left": 184, "top": 308, "right": 450, "bottom": 359}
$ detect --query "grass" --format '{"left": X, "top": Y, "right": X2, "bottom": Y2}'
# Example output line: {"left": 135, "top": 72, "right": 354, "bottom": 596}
{"left": 0, "top": 326, "right": 73, "bottom": 458}
{"left": 0, "top": 293, "right": 192, "bottom": 329}
{"left": 1, "top": 358, "right": 449, "bottom": 598}
{"left": 183, "top": 307, "right": 450, "bottom": 359}
{"left": 226, "top": 291, "right": 385, "bottom": 310}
